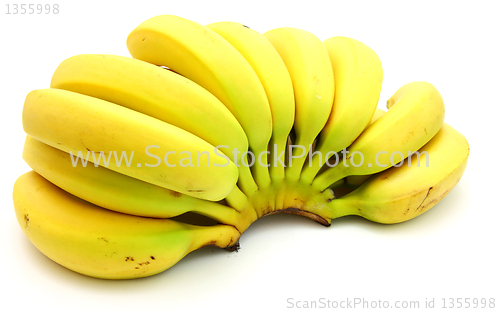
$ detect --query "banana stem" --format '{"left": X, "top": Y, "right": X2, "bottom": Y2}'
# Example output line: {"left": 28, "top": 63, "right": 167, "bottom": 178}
{"left": 269, "top": 135, "right": 287, "bottom": 182}
{"left": 237, "top": 164, "right": 259, "bottom": 196}
{"left": 300, "top": 152, "right": 323, "bottom": 184}
{"left": 250, "top": 145, "right": 272, "bottom": 189}
{"left": 189, "top": 201, "right": 244, "bottom": 229}
{"left": 286, "top": 135, "right": 313, "bottom": 182}
{"left": 300, "top": 138, "right": 344, "bottom": 185}
{"left": 225, "top": 186, "right": 249, "bottom": 211}
{"left": 188, "top": 224, "right": 241, "bottom": 251}
{"left": 311, "top": 165, "right": 347, "bottom": 192}
{"left": 323, "top": 197, "right": 358, "bottom": 220}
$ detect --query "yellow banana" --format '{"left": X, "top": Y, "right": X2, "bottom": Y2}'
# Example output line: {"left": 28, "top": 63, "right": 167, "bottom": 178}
{"left": 22, "top": 135, "right": 256, "bottom": 231}
{"left": 13, "top": 171, "right": 240, "bottom": 279}
{"left": 301, "top": 37, "right": 383, "bottom": 183}
{"left": 50, "top": 54, "right": 257, "bottom": 196}
{"left": 313, "top": 81, "right": 445, "bottom": 191}
{"left": 264, "top": 27, "right": 334, "bottom": 182}
{"left": 127, "top": 15, "right": 273, "bottom": 188}
{"left": 326, "top": 123, "right": 469, "bottom": 223}
{"left": 206, "top": 22, "right": 295, "bottom": 183}
{"left": 22, "top": 88, "right": 238, "bottom": 201}
{"left": 342, "top": 108, "right": 388, "bottom": 189}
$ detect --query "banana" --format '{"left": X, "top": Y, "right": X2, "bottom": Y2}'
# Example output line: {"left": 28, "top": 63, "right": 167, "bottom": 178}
{"left": 341, "top": 108, "right": 388, "bottom": 189}
{"left": 50, "top": 54, "right": 257, "bottom": 195}
{"left": 326, "top": 123, "right": 469, "bottom": 223}
{"left": 320, "top": 109, "right": 388, "bottom": 192}
{"left": 127, "top": 15, "right": 273, "bottom": 188}
{"left": 206, "top": 22, "right": 295, "bottom": 182}
{"left": 22, "top": 135, "right": 257, "bottom": 231}
{"left": 312, "top": 81, "right": 445, "bottom": 191}
{"left": 264, "top": 27, "right": 334, "bottom": 182}
{"left": 22, "top": 88, "right": 238, "bottom": 201}
{"left": 13, "top": 171, "right": 240, "bottom": 279}
{"left": 301, "top": 37, "right": 383, "bottom": 183}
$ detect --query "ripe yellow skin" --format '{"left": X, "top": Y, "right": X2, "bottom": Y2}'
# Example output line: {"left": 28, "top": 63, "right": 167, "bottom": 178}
{"left": 264, "top": 27, "right": 335, "bottom": 182}
{"left": 313, "top": 81, "right": 445, "bottom": 191}
{"left": 127, "top": 15, "right": 273, "bottom": 189}
{"left": 301, "top": 37, "right": 383, "bottom": 183}
{"left": 207, "top": 22, "right": 295, "bottom": 183}
{"left": 327, "top": 124, "right": 469, "bottom": 223}
{"left": 22, "top": 88, "right": 239, "bottom": 201}
{"left": 50, "top": 53, "right": 257, "bottom": 197}
{"left": 13, "top": 171, "right": 240, "bottom": 279}
{"left": 22, "top": 136, "right": 243, "bottom": 225}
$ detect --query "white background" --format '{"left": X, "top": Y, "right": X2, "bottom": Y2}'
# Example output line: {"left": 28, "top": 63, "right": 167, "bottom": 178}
{"left": 1, "top": 1, "right": 499, "bottom": 310}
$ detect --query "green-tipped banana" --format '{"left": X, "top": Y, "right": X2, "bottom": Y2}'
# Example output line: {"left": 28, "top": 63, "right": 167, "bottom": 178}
{"left": 264, "top": 27, "right": 334, "bottom": 182}
{"left": 326, "top": 123, "right": 469, "bottom": 223}
{"left": 127, "top": 15, "right": 273, "bottom": 189}
{"left": 313, "top": 81, "right": 445, "bottom": 191}
{"left": 22, "top": 88, "right": 238, "bottom": 201}
{"left": 22, "top": 136, "right": 255, "bottom": 231}
{"left": 207, "top": 22, "right": 295, "bottom": 183}
{"left": 13, "top": 171, "right": 240, "bottom": 279}
{"left": 301, "top": 37, "right": 383, "bottom": 183}
{"left": 50, "top": 54, "right": 257, "bottom": 196}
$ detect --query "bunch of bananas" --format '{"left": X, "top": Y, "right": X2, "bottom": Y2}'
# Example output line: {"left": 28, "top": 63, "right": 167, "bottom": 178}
{"left": 14, "top": 15, "right": 469, "bottom": 279}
